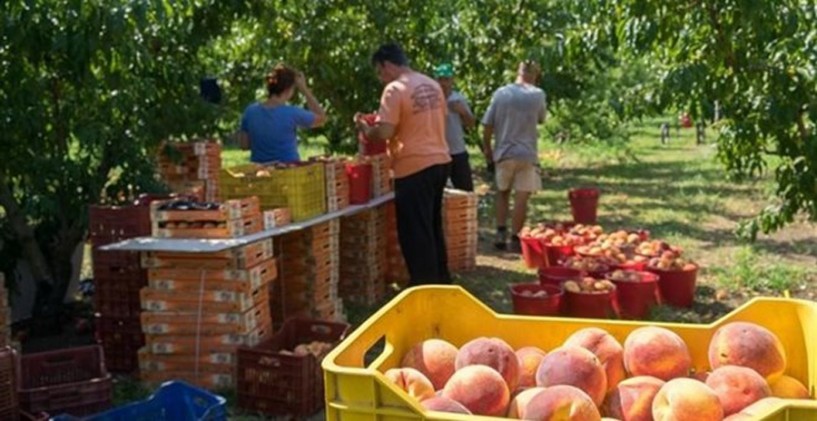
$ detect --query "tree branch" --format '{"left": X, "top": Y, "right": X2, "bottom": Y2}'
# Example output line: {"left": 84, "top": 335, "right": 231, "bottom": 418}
{"left": 705, "top": 2, "right": 737, "bottom": 71}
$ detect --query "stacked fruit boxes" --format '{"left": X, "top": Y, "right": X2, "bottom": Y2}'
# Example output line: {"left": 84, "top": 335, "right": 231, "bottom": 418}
{"left": 158, "top": 141, "right": 221, "bottom": 202}
{"left": 0, "top": 274, "right": 9, "bottom": 348}
{"left": 220, "top": 163, "right": 326, "bottom": 222}
{"left": 312, "top": 157, "right": 350, "bottom": 212}
{"left": 150, "top": 197, "right": 263, "bottom": 239}
{"left": 362, "top": 153, "right": 391, "bottom": 198}
{"left": 88, "top": 200, "right": 156, "bottom": 373}
{"left": 443, "top": 189, "right": 478, "bottom": 271}
{"left": 384, "top": 202, "right": 410, "bottom": 288}
{"left": 273, "top": 221, "right": 343, "bottom": 327}
{"left": 137, "top": 239, "right": 276, "bottom": 390}
{"left": 339, "top": 206, "right": 388, "bottom": 305}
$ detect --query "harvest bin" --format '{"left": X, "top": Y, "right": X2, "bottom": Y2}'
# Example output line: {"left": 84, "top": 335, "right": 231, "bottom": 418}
{"left": 322, "top": 285, "right": 817, "bottom": 421}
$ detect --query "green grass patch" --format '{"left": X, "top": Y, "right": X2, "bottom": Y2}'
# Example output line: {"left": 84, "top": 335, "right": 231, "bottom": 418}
{"left": 708, "top": 246, "right": 808, "bottom": 293}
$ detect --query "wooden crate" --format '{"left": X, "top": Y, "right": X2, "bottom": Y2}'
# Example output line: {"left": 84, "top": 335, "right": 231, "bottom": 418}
{"left": 142, "top": 239, "right": 274, "bottom": 270}
{"left": 140, "top": 369, "right": 233, "bottom": 390}
{"left": 138, "top": 348, "right": 236, "bottom": 374}
{"left": 140, "top": 284, "right": 268, "bottom": 313}
{"left": 141, "top": 301, "right": 271, "bottom": 336}
{"left": 262, "top": 208, "right": 292, "bottom": 229}
{"left": 152, "top": 214, "right": 263, "bottom": 239}
{"left": 145, "top": 322, "right": 271, "bottom": 355}
{"left": 148, "top": 257, "right": 277, "bottom": 287}
{"left": 150, "top": 196, "right": 260, "bottom": 223}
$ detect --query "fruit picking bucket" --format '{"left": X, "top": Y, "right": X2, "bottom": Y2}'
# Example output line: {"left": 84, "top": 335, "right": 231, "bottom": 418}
{"left": 544, "top": 243, "right": 576, "bottom": 267}
{"left": 607, "top": 271, "right": 661, "bottom": 320}
{"left": 509, "top": 284, "right": 563, "bottom": 316}
{"left": 538, "top": 267, "right": 582, "bottom": 287}
{"left": 357, "top": 114, "right": 388, "bottom": 156}
{"left": 568, "top": 188, "right": 600, "bottom": 224}
{"left": 520, "top": 237, "right": 547, "bottom": 269}
{"left": 649, "top": 265, "right": 698, "bottom": 308}
{"left": 612, "top": 260, "right": 648, "bottom": 271}
{"left": 345, "top": 163, "right": 372, "bottom": 205}
{"left": 564, "top": 287, "right": 619, "bottom": 319}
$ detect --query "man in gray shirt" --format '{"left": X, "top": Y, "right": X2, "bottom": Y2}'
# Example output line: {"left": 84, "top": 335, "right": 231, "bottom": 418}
{"left": 482, "top": 61, "right": 547, "bottom": 251}
{"left": 435, "top": 63, "right": 476, "bottom": 191}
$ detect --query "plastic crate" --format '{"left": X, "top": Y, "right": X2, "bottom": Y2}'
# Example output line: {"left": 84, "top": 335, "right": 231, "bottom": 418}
{"left": 322, "top": 285, "right": 817, "bottom": 420}
{"left": 17, "top": 345, "right": 112, "bottom": 416}
{"left": 220, "top": 163, "right": 326, "bottom": 221}
{"left": 88, "top": 205, "right": 151, "bottom": 244}
{"left": 237, "top": 318, "right": 350, "bottom": 418}
{"left": 0, "top": 346, "right": 18, "bottom": 421}
{"left": 52, "top": 380, "right": 226, "bottom": 421}
{"left": 95, "top": 317, "right": 144, "bottom": 373}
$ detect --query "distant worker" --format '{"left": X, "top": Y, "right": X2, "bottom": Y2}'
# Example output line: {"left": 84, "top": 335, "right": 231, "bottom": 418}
{"left": 239, "top": 64, "right": 326, "bottom": 163}
{"left": 481, "top": 60, "right": 547, "bottom": 252}
{"left": 434, "top": 63, "right": 476, "bottom": 191}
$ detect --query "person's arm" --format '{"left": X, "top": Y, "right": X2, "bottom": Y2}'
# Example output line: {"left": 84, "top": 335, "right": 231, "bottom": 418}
{"left": 238, "top": 131, "right": 250, "bottom": 150}
{"left": 482, "top": 124, "right": 494, "bottom": 163}
{"left": 295, "top": 71, "right": 326, "bottom": 127}
{"left": 354, "top": 114, "right": 395, "bottom": 141}
{"left": 452, "top": 98, "right": 476, "bottom": 129}
{"left": 538, "top": 91, "right": 547, "bottom": 124}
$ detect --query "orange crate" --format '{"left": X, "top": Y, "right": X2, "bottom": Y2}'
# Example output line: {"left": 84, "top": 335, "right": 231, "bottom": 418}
{"left": 139, "top": 369, "right": 233, "bottom": 390}
{"left": 140, "top": 285, "right": 268, "bottom": 313}
{"left": 152, "top": 214, "right": 263, "bottom": 239}
{"left": 142, "top": 240, "right": 273, "bottom": 269}
{"left": 138, "top": 348, "right": 235, "bottom": 374}
{"left": 141, "top": 301, "right": 271, "bottom": 335}
{"left": 148, "top": 258, "right": 277, "bottom": 286}
{"left": 150, "top": 196, "right": 260, "bottom": 223}
{"left": 146, "top": 323, "right": 272, "bottom": 355}
{"left": 147, "top": 272, "right": 274, "bottom": 297}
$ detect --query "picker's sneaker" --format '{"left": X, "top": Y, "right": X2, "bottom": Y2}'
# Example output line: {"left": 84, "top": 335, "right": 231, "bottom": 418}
{"left": 493, "top": 229, "right": 508, "bottom": 251}
{"left": 508, "top": 235, "right": 522, "bottom": 253}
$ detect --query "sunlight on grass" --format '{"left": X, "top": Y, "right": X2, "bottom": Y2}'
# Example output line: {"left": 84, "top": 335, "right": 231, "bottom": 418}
{"left": 708, "top": 246, "right": 809, "bottom": 293}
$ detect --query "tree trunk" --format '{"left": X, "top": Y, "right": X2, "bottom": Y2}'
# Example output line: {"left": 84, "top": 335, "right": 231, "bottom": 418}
{"left": 0, "top": 177, "right": 54, "bottom": 284}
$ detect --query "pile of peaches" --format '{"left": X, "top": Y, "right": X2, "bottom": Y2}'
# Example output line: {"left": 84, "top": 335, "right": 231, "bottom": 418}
{"left": 383, "top": 322, "right": 810, "bottom": 420}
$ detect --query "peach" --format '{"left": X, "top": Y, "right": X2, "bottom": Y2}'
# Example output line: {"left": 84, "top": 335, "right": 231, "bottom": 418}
{"left": 769, "top": 375, "right": 810, "bottom": 399}
{"left": 604, "top": 376, "right": 665, "bottom": 421}
{"left": 708, "top": 322, "right": 786, "bottom": 382}
{"left": 524, "top": 385, "right": 602, "bottom": 420}
{"left": 421, "top": 396, "right": 472, "bottom": 414}
{"left": 652, "top": 378, "right": 723, "bottom": 421}
{"left": 564, "top": 327, "right": 627, "bottom": 392}
{"left": 456, "top": 337, "right": 520, "bottom": 391}
{"left": 535, "top": 346, "right": 607, "bottom": 406}
{"left": 507, "top": 387, "right": 546, "bottom": 418}
{"left": 383, "top": 367, "right": 435, "bottom": 401}
{"left": 516, "top": 346, "right": 547, "bottom": 390}
{"left": 624, "top": 327, "right": 691, "bottom": 381}
{"left": 442, "top": 365, "right": 510, "bottom": 416}
{"left": 402, "top": 338, "right": 458, "bottom": 390}
{"left": 706, "top": 365, "right": 770, "bottom": 416}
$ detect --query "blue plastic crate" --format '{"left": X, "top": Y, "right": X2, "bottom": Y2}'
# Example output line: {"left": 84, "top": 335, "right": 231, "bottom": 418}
{"left": 52, "top": 381, "right": 226, "bottom": 421}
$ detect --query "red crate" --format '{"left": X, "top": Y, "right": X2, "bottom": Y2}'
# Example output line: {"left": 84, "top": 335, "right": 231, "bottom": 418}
{"left": 17, "top": 345, "right": 112, "bottom": 416}
{"left": 0, "top": 347, "right": 18, "bottom": 421}
{"left": 93, "top": 295, "right": 142, "bottom": 320}
{"left": 91, "top": 249, "right": 141, "bottom": 271}
{"left": 88, "top": 205, "right": 151, "bottom": 243}
{"left": 95, "top": 317, "right": 144, "bottom": 373}
{"left": 236, "top": 318, "right": 350, "bottom": 417}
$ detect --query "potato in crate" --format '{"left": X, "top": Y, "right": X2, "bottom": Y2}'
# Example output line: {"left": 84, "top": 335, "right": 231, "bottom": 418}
{"left": 17, "top": 346, "right": 112, "bottom": 417}
{"left": 237, "top": 318, "right": 350, "bottom": 418}
{"left": 220, "top": 163, "right": 326, "bottom": 222}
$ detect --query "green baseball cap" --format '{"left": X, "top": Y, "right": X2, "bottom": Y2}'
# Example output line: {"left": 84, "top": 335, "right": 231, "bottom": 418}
{"left": 433, "top": 63, "right": 454, "bottom": 78}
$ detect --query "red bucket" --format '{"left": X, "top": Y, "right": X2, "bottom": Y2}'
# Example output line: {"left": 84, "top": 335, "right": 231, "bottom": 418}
{"left": 544, "top": 243, "right": 575, "bottom": 267}
{"left": 345, "top": 163, "right": 372, "bottom": 204}
{"left": 357, "top": 113, "right": 388, "bottom": 155}
{"left": 538, "top": 267, "right": 582, "bottom": 287}
{"left": 612, "top": 260, "right": 648, "bottom": 272}
{"left": 648, "top": 265, "right": 698, "bottom": 308}
{"left": 568, "top": 188, "right": 600, "bottom": 224}
{"left": 520, "top": 237, "right": 547, "bottom": 268}
{"left": 564, "top": 287, "right": 619, "bottom": 319}
{"left": 607, "top": 271, "right": 660, "bottom": 319}
{"left": 510, "top": 284, "right": 563, "bottom": 316}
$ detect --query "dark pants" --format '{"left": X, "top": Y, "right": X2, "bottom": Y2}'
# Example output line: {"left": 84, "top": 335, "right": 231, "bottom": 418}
{"left": 449, "top": 152, "right": 474, "bottom": 191}
{"left": 394, "top": 163, "right": 451, "bottom": 286}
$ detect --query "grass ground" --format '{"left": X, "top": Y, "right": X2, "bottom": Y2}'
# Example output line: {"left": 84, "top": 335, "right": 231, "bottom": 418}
{"left": 126, "top": 118, "right": 817, "bottom": 418}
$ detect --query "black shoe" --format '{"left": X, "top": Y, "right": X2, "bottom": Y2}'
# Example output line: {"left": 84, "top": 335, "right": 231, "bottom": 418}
{"left": 494, "top": 229, "right": 508, "bottom": 250}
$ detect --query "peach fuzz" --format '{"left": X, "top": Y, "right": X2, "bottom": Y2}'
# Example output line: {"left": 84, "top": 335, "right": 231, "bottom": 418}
{"left": 516, "top": 346, "right": 547, "bottom": 390}
{"left": 401, "top": 338, "right": 458, "bottom": 390}
{"left": 421, "top": 396, "right": 472, "bottom": 414}
{"left": 507, "top": 387, "right": 546, "bottom": 418}
{"left": 652, "top": 378, "right": 724, "bottom": 421}
{"left": 383, "top": 367, "right": 435, "bottom": 401}
{"left": 708, "top": 321, "right": 786, "bottom": 382}
{"left": 706, "top": 365, "right": 770, "bottom": 416}
{"left": 623, "top": 326, "right": 691, "bottom": 381}
{"left": 564, "top": 327, "right": 627, "bottom": 392}
{"left": 535, "top": 345, "right": 607, "bottom": 406}
{"left": 604, "top": 375, "right": 665, "bottom": 421}
{"left": 442, "top": 365, "right": 510, "bottom": 416}
{"left": 456, "top": 337, "right": 520, "bottom": 391}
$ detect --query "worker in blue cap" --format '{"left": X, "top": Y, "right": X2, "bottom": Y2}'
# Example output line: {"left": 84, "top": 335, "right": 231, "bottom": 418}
{"left": 434, "top": 63, "right": 475, "bottom": 191}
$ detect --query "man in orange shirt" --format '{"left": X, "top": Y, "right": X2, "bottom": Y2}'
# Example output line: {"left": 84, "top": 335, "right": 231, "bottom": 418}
{"left": 355, "top": 43, "right": 452, "bottom": 285}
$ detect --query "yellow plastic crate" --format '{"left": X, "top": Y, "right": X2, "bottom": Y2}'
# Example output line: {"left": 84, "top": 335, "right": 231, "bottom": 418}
{"left": 322, "top": 285, "right": 817, "bottom": 420}
{"left": 220, "top": 163, "right": 326, "bottom": 222}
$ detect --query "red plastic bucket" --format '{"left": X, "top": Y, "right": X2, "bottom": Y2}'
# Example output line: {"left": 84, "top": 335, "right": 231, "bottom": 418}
{"left": 538, "top": 267, "right": 582, "bottom": 287}
{"left": 612, "top": 260, "right": 648, "bottom": 271}
{"left": 357, "top": 113, "right": 388, "bottom": 155}
{"left": 564, "top": 287, "right": 619, "bottom": 319}
{"left": 607, "top": 271, "right": 660, "bottom": 319}
{"left": 520, "top": 237, "right": 562, "bottom": 269}
{"left": 648, "top": 265, "right": 698, "bottom": 308}
{"left": 544, "top": 244, "right": 575, "bottom": 267}
{"left": 510, "top": 284, "right": 563, "bottom": 316}
{"left": 568, "top": 188, "right": 600, "bottom": 224}
{"left": 345, "top": 163, "right": 372, "bottom": 204}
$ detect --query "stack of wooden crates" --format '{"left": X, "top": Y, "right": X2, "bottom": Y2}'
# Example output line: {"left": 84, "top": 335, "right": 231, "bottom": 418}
{"left": 158, "top": 141, "right": 221, "bottom": 203}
